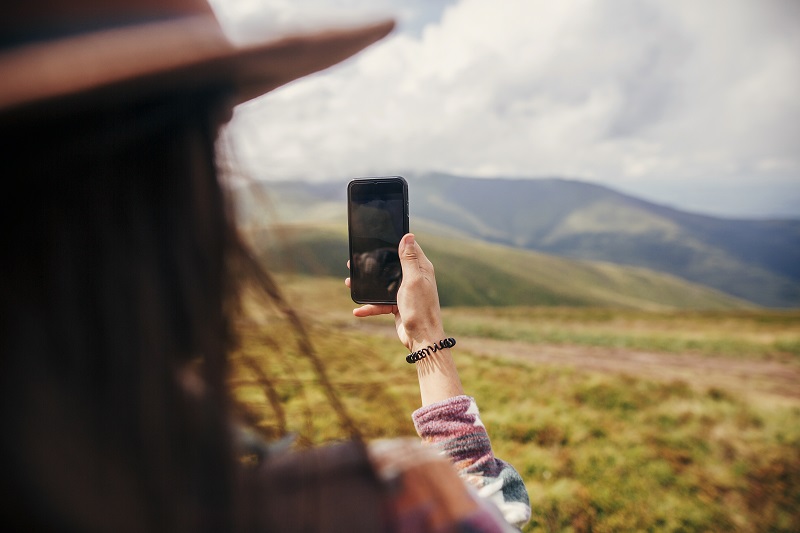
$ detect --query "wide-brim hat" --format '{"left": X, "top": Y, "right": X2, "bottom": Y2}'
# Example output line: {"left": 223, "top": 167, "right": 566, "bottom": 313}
{"left": 0, "top": 0, "right": 394, "bottom": 120}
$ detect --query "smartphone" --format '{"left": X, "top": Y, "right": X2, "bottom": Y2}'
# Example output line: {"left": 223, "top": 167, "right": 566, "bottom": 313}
{"left": 347, "top": 176, "right": 409, "bottom": 304}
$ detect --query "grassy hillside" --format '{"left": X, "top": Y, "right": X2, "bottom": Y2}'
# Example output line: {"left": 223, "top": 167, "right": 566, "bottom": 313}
{"left": 404, "top": 173, "right": 800, "bottom": 308}
{"left": 230, "top": 281, "right": 800, "bottom": 532}
{"left": 245, "top": 223, "right": 751, "bottom": 311}
{"left": 236, "top": 176, "right": 800, "bottom": 307}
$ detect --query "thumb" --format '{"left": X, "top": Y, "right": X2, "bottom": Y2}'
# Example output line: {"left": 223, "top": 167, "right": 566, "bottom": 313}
{"left": 398, "top": 233, "right": 420, "bottom": 278}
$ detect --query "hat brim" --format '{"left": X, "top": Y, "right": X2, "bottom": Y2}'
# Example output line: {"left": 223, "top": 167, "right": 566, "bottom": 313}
{"left": 0, "top": 15, "right": 394, "bottom": 117}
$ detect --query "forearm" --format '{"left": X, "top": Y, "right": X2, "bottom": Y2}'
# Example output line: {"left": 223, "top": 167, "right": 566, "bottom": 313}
{"left": 412, "top": 395, "right": 532, "bottom": 528}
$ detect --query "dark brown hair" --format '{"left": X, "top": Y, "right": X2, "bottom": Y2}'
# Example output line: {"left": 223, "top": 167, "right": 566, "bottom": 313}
{"left": 0, "top": 90, "right": 243, "bottom": 531}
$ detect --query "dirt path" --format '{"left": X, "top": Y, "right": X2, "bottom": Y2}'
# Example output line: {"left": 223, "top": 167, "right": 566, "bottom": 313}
{"left": 466, "top": 336, "right": 800, "bottom": 403}
{"left": 350, "top": 323, "right": 800, "bottom": 405}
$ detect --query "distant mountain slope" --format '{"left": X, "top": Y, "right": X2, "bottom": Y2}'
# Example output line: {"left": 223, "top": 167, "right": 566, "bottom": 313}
{"left": 404, "top": 173, "right": 800, "bottom": 308}
{"left": 246, "top": 224, "right": 749, "bottom": 311}
{"left": 236, "top": 174, "right": 800, "bottom": 308}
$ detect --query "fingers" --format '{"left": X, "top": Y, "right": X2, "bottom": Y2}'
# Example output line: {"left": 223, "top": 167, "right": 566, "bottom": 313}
{"left": 353, "top": 304, "right": 395, "bottom": 317}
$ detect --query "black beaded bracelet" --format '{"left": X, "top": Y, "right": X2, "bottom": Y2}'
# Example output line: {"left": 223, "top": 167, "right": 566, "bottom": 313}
{"left": 406, "top": 337, "right": 456, "bottom": 364}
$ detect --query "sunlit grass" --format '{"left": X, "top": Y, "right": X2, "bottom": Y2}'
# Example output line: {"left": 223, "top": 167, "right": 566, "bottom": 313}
{"left": 443, "top": 306, "right": 800, "bottom": 359}
{"left": 229, "top": 278, "right": 800, "bottom": 532}
{"left": 273, "top": 275, "right": 800, "bottom": 359}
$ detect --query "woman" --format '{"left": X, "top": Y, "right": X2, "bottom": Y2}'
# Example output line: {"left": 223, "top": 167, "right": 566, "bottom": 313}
{"left": 0, "top": 0, "right": 530, "bottom": 531}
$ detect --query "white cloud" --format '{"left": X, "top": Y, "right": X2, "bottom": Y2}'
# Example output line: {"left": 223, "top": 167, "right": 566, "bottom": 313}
{"left": 217, "top": 0, "right": 800, "bottom": 216}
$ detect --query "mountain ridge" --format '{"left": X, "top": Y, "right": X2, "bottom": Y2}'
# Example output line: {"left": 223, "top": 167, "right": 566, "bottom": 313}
{"left": 236, "top": 174, "right": 800, "bottom": 308}
{"left": 402, "top": 173, "right": 800, "bottom": 307}
{"left": 246, "top": 223, "right": 750, "bottom": 311}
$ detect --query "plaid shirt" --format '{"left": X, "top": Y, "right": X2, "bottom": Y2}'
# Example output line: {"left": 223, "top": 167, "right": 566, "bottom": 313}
{"left": 242, "top": 396, "right": 530, "bottom": 532}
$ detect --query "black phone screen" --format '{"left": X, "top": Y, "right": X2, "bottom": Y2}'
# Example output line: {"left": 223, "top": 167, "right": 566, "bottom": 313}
{"left": 347, "top": 177, "right": 409, "bottom": 304}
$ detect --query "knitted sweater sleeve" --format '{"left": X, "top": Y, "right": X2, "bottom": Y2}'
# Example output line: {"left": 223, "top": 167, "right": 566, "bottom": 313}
{"left": 412, "top": 395, "right": 531, "bottom": 529}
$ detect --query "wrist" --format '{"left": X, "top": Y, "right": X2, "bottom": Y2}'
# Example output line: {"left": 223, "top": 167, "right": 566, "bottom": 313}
{"left": 406, "top": 337, "right": 456, "bottom": 364}
{"left": 409, "top": 330, "right": 447, "bottom": 353}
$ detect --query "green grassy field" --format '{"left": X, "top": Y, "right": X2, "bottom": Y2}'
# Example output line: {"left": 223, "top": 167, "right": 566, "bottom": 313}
{"left": 248, "top": 226, "right": 751, "bottom": 310}
{"left": 442, "top": 306, "right": 800, "bottom": 360}
{"left": 230, "top": 276, "right": 800, "bottom": 532}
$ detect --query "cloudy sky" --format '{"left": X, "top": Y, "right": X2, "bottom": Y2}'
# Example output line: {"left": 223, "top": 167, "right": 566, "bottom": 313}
{"left": 209, "top": 0, "right": 800, "bottom": 218}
